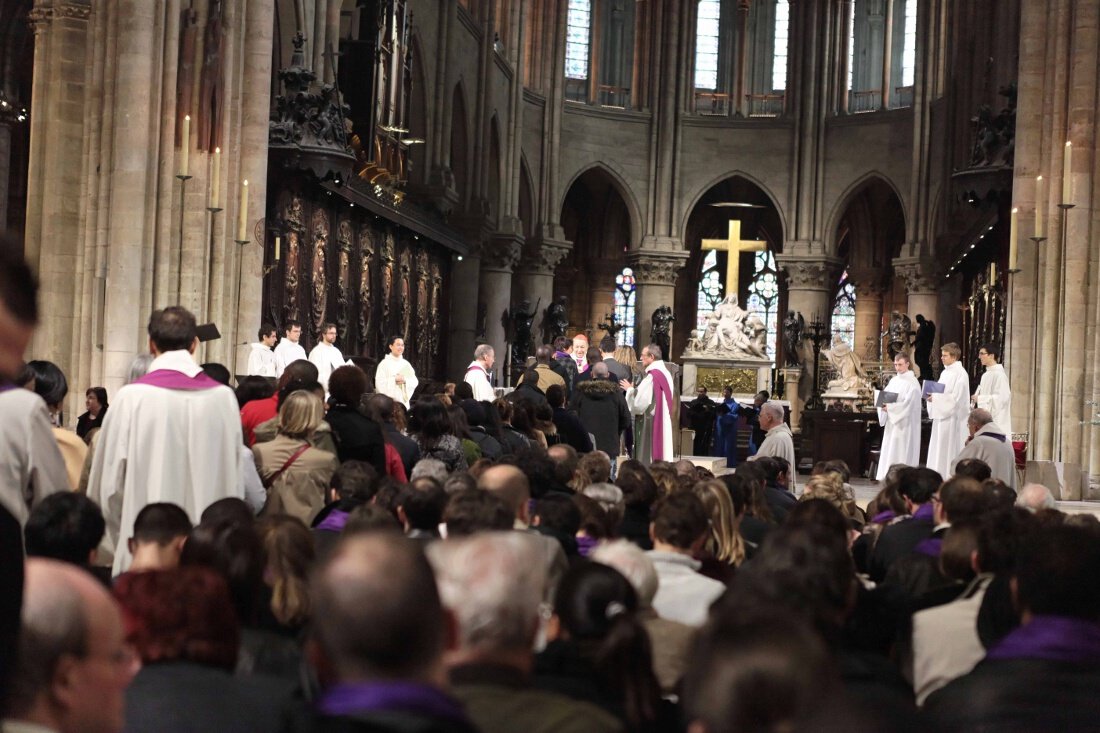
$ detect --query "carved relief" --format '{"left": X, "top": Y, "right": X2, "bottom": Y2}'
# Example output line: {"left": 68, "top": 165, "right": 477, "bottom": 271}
{"left": 429, "top": 261, "right": 443, "bottom": 364}
{"left": 380, "top": 232, "right": 395, "bottom": 331}
{"left": 310, "top": 209, "right": 329, "bottom": 336}
{"left": 357, "top": 228, "right": 375, "bottom": 350}
{"left": 399, "top": 248, "right": 412, "bottom": 341}
{"left": 415, "top": 250, "right": 430, "bottom": 370}
{"left": 283, "top": 195, "right": 304, "bottom": 322}
{"left": 336, "top": 219, "right": 353, "bottom": 341}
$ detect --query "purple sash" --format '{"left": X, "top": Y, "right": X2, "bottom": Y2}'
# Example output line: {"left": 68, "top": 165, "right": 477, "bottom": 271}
{"left": 315, "top": 509, "right": 350, "bottom": 533}
{"left": 914, "top": 537, "right": 943, "bottom": 557}
{"left": 134, "top": 369, "right": 223, "bottom": 390}
{"left": 913, "top": 503, "right": 935, "bottom": 521}
{"left": 318, "top": 681, "right": 469, "bottom": 723}
{"left": 986, "top": 615, "right": 1100, "bottom": 664}
{"left": 649, "top": 368, "right": 673, "bottom": 461}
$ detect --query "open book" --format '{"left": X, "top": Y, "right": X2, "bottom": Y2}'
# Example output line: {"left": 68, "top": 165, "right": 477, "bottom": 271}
{"left": 922, "top": 381, "right": 946, "bottom": 399}
{"left": 875, "top": 390, "right": 899, "bottom": 408}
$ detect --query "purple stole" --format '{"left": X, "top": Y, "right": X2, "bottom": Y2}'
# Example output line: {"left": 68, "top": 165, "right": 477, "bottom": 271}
{"left": 986, "top": 615, "right": 1100, "bottom": 664}
{"left": 649, "top": 367, "right": 673, "bottom": 462}
{"left": 134, "top": 369, "right": 223, "bottom": 390}
{"left": 318, "top": 681, "right": 469, "bottom": 723}
{"left": 315, "top": 509, "right": 350, "bottom": 533}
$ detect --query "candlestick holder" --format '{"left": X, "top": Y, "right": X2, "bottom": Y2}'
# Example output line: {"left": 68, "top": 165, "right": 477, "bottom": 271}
{"left": 1016, "top": 235, "right": 1048, "bottom": 275}
{"left": 803, "top": 317, "right": 832, "bottom": 412}
{"left": 207, "top": 206, "right": 223, "bottom": 214}
{"left": 176, "top": 174, "right": 192, "bottom": 182}
{"left": 175, "top": 175, "right": 192, "bottom": 299}
{"left": 1058, "top": 203, "right": 1075, "bottom": 210}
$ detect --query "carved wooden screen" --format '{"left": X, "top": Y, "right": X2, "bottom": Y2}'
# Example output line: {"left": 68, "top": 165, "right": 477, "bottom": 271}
{"left": 959, "top": 263, "right": 1007, "bottom": 390}
{"left": 263, "top": 180, "right": 450, "bottom": 379}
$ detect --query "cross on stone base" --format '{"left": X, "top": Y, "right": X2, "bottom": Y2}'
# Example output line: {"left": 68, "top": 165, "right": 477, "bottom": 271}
{"left": 702, "top": 220, "right": 767, "bottom": 298}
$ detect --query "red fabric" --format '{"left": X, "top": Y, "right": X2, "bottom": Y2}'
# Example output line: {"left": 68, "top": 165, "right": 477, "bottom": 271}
{"left": 384, "top": 443, "right": 407, "bottom": 482}
{"left": 241, "top": 394, "right": 278, "bottom": 446}
{"left": 1012, "top": 441, "right": 1028, "bottom": 470}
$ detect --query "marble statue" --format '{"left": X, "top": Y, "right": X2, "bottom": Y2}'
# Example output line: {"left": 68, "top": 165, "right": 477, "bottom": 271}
{"left": 822, "top": 335, "right": 869, "bottom": 394}
{"left": 686, "top": 294, "right": 768, "bottom": 360}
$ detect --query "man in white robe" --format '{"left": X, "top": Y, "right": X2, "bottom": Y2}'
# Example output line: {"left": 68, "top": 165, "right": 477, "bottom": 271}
{"left": 309, "top": 323, "right": 349, "bottom": 391}
{"left": 925, "top": 342, "right": 971, "bottom": 478}
{"left": 748, "top": 401, "right": 797, "bottom": 491}
{"left": 246, "top": 323, "right": 277, "bottom": 377}
{"left": 621, "top": 344, "right": 675, "bottom": 464}
{"left": 876, "top": 352, "right": 922, "bottom": 480}
{"left": 972, "top": 343, "right": 1012, "bottom": 435}
{"left": 950, "top": 409, "right": 1017, "bottom": 489}
{"left": 464, "top": 344, "right": 497, "bottom": 402}
{"left": 273, "top": 320, "right": 307, "bottom": 378}
{"left": 86, "top": 307, "right": 242, "bottom": 575}
{"left": 375, "top": 336, "right": 418, "bottom": 409}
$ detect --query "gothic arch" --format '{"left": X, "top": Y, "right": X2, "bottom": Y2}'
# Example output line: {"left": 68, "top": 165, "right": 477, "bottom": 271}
{"left": 679, "top": 170, "right": 788, "bottom": 246}
{"left": 559, "top": 162, "right": 643, "bottom": 250}
{"left": 824, "top": 172, "right": 908, "bottom": 257}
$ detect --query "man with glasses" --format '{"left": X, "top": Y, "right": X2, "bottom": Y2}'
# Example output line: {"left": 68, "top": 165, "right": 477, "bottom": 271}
{"left": 972, "top": 343, "right": 1012, "bottom": 435}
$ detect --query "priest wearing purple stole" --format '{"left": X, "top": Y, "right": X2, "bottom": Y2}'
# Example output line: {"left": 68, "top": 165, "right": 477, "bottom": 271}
{"left": 86, "top": 307, "right": 243, "bottom": 576}
{"left": 621, "top": 343, "right": 675, "bottom": 465}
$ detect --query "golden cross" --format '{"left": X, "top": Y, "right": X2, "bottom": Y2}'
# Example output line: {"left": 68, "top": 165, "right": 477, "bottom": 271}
{"left": 701, "top": 220, "right": 767, "bottom": 297}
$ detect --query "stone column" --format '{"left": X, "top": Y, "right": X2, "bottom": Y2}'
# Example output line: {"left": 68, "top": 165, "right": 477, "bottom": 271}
{"left": 627, "top": 250, "right": 688, "bottom": 356}
{"left": 775, "top": 254, "right": 843, "bottom": 325}
{"left": 850, "top": 269, "right": 888, "bottom": 360}
{"left": 587, "top": 262, "right": 620, "bottom": 343}
{"left": 894, "top": 257, "right": 941, "bottom": 331}
{"left": 448, "top": 252, "right": 482, "bottom": 376}
{"left": 516, "top": 231, "right": 571, "bottom": 345}
{"left": 479, "top": 230, "right": 523, "bottom": 363}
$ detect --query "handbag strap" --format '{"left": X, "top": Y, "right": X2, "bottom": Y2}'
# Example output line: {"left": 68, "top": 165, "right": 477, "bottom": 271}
{"left": 263, "top": 443, "right": 311, "bottom": 489}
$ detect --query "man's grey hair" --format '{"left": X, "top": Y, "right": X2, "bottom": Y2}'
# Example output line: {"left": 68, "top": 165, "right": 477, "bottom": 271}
{"left": 643, "top": 343, "right": 662, "bottom": 360}
{"left": 968, "top": 408, "right": 994, "bottom": 428}
{"left": 582, "top": 483, "right": 624, "bottom": 514}
{"left": 474, "top": 343, "right": 494, "bottom": 361}
{"left": 127, "top": 353, "right": 155, "bottom": 384}
{"left": 761, "top": 401, "right": 785, "bottom": 422}
{"left": 7, "top": 560, "right": 92, "bottom": 716}
{"left": 1017, "top": 483, "right": 1056, "bottom": 512}
{"left": 592, "top": 362, "right": 609, "bottom": 378}
{"left": 410, "top": 457, "right": 449, "bottom": 484}
{"left": 590, "top": 539, "right": 659, "bottom": 607}
{"left": 427, "top": 533, "right": 547, "bottom": 652}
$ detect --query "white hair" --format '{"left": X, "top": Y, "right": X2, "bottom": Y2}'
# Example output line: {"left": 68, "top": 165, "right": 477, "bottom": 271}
{"left": 761, "top": 401, "right": 785, "bottom": 422}
{"left": 474, "top": 343, "right": 494, "bottom": 361}
{"left": 581, "top": 482, "right": 624, "bottom": 514}
{"left": 1017, "top": 483, "right": 1056, "bottom": 512}
{"left": 427, "top": 533, "right": 546, "bottom": 652}
{"left": 590, "top": 539, "right": 659, "bottom": 607}
{"left": 410, "top": 457, "right": 449, "bottom": 484}
{"left": 127, "top": 353, "right": 155, "bottom": 384}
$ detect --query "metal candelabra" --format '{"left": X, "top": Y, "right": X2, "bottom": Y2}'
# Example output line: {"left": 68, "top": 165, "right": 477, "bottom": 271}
{"left": 803, "top": 316, "right": 832, "bottom": 411}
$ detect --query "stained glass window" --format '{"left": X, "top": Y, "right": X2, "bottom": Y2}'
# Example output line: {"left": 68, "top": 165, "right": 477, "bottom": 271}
{"left": 831, "top": 270, "right": 857, "bottom": 350}
{"left": 901, "top": 0, "right": 918, "bottom": 87}
{"left": 565, "top": 0, "right": 591, "bottom": 80}
{"left": 695, "top": 0, "right": 721, "bottom": 90}
{"left": 614, "top": 266, "right": 636, "bottom": 347}
{"left": 695, "top": 250, "right": 724, "bottom": 338}
{"left": 746, "top": 250, "right": 779, "bottom": 358}
{"left": 772, "top": 0, "right": 790, "bottom": 91}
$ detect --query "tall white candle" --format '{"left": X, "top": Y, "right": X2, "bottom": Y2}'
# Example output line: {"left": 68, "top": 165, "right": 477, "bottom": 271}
{"left": 180, "top": 115, "right": 190, "bottom": 177}
{"left": 210, "top": 147, "right": 220, "bottom": 208}
{"left": 237, "top": 179, "right": 249, "bottom": 242}
{"left": 1034, "top": 175, "right": 1044, "bottom": 237}
{"left": 1063, "top": 141, "right": 1073, "bottom": 204}
{"left": 275, "top": 235, "right": 281, "bottom": 261}
{"left": 1009, "top": 207, "right": 1019, "bottom": 271}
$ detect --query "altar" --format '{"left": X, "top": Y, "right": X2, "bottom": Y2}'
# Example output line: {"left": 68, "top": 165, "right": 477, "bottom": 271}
{"left": 681, "top": 357, "right": 772, "bottom": 396}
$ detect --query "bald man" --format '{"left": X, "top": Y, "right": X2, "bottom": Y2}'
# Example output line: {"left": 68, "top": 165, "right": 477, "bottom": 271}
{"left": 4, "top": 559, "right": 137, "bottom": 733}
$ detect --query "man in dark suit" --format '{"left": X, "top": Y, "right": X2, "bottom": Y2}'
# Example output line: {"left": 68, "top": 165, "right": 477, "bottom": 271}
{"left": 868, "top": 466, "right": 943, "bottom": 582}
{"left": 756, "top": 456, "right": 797, "bottom": 523}
{"left": 599, "top": 336, "right": 631, "bottom": 384}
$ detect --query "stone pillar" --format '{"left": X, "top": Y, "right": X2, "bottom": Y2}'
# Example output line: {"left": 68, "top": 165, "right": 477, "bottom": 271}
{"left": 479, "top": 230, "right": 522, "bottom": 363}
{"left": 850, "top": 269, "right": 888, "bottom": 360}
{"left": 627, "top": 249, "right": 688, "bottom": 357}
{"left": 587, "top": 262, "right": 620, "bottom": 343}
{"left": 775, "top": 254, "right": 843, "bottom": 324}
{"left": 894, "top": 257, "right": 941, "bottom": 328}
{"left": 516, "top": 231, "right": 571, "bottom": 345}
{"left": 448, "top": 252, "right": 482, "bottom": 376}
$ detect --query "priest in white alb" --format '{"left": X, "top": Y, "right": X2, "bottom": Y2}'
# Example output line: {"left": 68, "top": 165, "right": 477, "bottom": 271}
{"left": 748, "top": 401, "right": 798, "bottom": 492}
{"left": 375, "top": 336, "right": 418, "bottom": 409}
{"left": 925, "top": 342, "right": 971, "bottom": 478}
{"left": 464, "top": 344, "right": 497, "bottom": 402}
{"left": 309, "top": 323, "right": 350, "bottom": 391}
{"left": 246, "top": 323, "right": 278, "bottom": 377}
{"left": 86, "top": 307, "right": 243, "bottom": 575}
{"left": 876, "top": 352, "right": 922, "bottom": 480}
{"left": 972, "top": 342, "right": 1012, "bottom": 435}
{"left": 620, "top": 343, "right": 675, "bottom": 464}
{"left": 273, "top": 320, "right": 307, "bottom": 378}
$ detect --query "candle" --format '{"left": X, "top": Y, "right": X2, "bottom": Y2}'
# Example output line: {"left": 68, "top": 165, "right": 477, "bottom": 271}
{"left": 1063, "top": 141, "right": 1072, "bottom": 204}
{"left": 275, "top": 235, "right": 281, "bottom": 261}
{"left": 210, "top": 147, "right": 220, "bottom": 208}
{"left": 179, "top": 115, "right": 190, "bottom": 177}
{"left": 1034, "top": 175, "right": 1044, "bottom": 237}
{"left": 1009, "top": 207, "right": 1018, "bottom": 271}
{"left": 237, "top": 179, "right": 249, "bottom": 242}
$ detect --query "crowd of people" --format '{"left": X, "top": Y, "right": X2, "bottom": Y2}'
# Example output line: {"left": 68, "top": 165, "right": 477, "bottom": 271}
{"left": 3, "top": 251, "right": 1100, "bottom": 732}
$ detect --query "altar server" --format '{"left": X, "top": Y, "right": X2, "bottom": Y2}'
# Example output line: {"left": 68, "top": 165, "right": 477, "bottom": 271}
{"left": 876, "top": 352, "right": 922, "bottom": 480}
{"left": 925, "top": 342, "right": 971, "bottom": 478}
{"left": 972, "top": 342, "right": 1012, "bottom": 435}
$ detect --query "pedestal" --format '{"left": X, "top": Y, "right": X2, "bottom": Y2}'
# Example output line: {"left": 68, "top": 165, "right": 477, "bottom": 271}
{"left": 681, "top": 356, "right": 772, "bottom": 396}
{"left": 782, "top": 367, "right": 803, "bottom": 432}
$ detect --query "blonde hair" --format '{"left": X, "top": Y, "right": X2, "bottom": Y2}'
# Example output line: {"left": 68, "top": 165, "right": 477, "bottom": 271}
{"left": 278, "top": 390, "right": 324, "bottom": 439}
{"left": 572, "top": 451, "right": 612, "bottom": 492}
{"left": 649, "top": 463, "right": 679, "bottom": 498}
{"left": 941, "top": 342, "right": 962, "bottom": 359}
{"left": 614, "top": 345, "right": 639, "bottom": 374}
{"left": 257, "top": 515, "right": 315, "bottom": 627}
{"left": 801, "top": 472, "right": 860, "bottom": 520}
{"left": 695, "top": 479, "right": 746, "bottom": 566}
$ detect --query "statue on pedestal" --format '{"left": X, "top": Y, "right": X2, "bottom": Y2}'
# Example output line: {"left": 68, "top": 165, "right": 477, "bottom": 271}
{"left": 783, "top": 310, "right": 805, "bottom": 367}
{"left": 822, "top": 335, "right": 869, "bottom": 394}
{"left": 887, "top": 311, "right": 913, "bottom": 360}
{"left": 508, "top": 299, "right": 538, "bottom": 368}
{"left": 543, "top": 296, "right": 568, "bottom": 344}
{"left": 651, "top": 305, "right": 675, "bottom": 360}
{"left": 914, "top": 314, "right": 936, "bottom": 380}
{"left": 686, "top": 295, "right": 767, "bottom": 360}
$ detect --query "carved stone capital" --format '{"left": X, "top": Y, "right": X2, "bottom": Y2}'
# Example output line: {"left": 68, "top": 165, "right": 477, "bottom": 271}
{"left": 518, "top": 232, "right": 572, "bottom": 276}
{"left": 848, "top": 268, "right": 889, "bottom": 299}
{"left": 479, "top": 234, "right": 523, "bottom": 273}
{"left": 775, "top": 254, "right": 844, "bottom": 291}
{"left": 627, "top": 250, "right": 689, "bottom": 286}
{"left": 893, "top": 257, "right": 942, "bottom": 294}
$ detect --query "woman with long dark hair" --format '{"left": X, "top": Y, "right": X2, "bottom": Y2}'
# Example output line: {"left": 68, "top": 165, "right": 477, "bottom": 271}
{"left": 407, "top": 398, "right": 468, "bottom": 473}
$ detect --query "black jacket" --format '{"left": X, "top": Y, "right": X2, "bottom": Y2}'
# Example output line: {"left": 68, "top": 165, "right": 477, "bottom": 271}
{"left": 382, "top": 423, "right": 420, "bottom": 477}
{"left": 499, "top": 425, "right": 531, "bottom": 454}
{"left": 763, "top": 483, "right": 797, "bottom": 523}
{"left": 551, "top": 406, "right": 594, "bottom": 453}
{"left": 569, "top": 378, "right": 630, "bottom": 457}
{"left": 506, "top": 381, "right": 549, "bottom": 409}
{"left": 868, "top": 512, "right": 935, "bottom": 583}
{"left": 468, "top": 426, "right": 503, "bottom": 460}
{"left": 325, "top": 404, "right": 387, "bottom": 476}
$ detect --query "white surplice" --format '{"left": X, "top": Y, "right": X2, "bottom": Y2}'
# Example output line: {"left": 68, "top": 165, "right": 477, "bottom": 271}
{"left": 925, "top": 361, "right": 971, "bottom": 479}
{"left": 246, "top": 343, "right": 277, "bottom": 377}
{"left": 375, "top": 354, "right": 419, "bottom": 409}
{"left": 85, "top": 351, "right": 243, "bottom": 575}
{"left": 464, "top": 361, "right": 496, "bottom": 402}
{"left": 974, "top": 363, "right": 1012, "bottom": 435}
{"left": 625, "top": 360, "right": 675, "bottom": 464}
{"left": 876, "top": 370, "right": 922, "bottom": 480}
{"left": 273, "top": 339, "right": 307, "bottom": 378}
{"left": 309, "top": 341, "right": 347, "bottom": 389}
